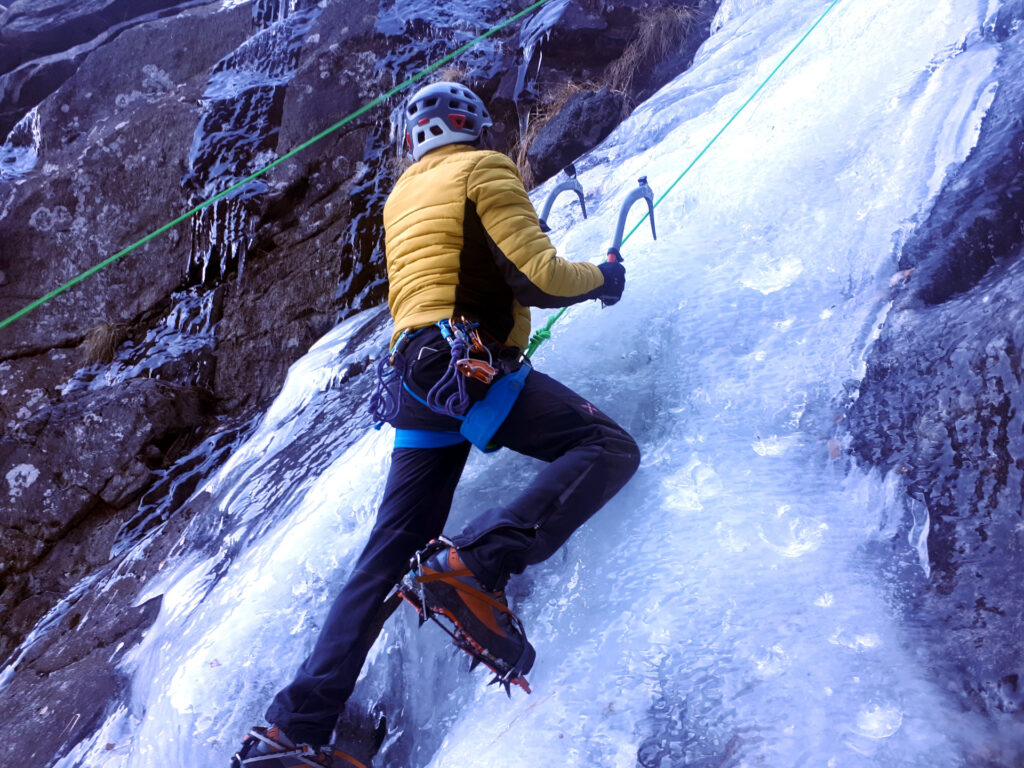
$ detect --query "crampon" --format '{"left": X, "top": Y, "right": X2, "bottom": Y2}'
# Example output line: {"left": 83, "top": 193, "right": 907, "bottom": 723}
{"left": 230, "top": 726, "right": 367, "bottom": 768}
{"left": 394, "top": 539, "right": 533, "bottom": 697}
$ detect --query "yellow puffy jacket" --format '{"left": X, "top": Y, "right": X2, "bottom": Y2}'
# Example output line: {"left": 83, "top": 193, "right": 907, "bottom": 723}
{"left": 382, "top": 144, "right": 603, "bottom": 349}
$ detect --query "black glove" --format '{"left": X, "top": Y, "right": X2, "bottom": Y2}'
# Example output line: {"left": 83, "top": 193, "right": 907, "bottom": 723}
{"left": 590, "top": 260, "right": 625, "bottom": 306}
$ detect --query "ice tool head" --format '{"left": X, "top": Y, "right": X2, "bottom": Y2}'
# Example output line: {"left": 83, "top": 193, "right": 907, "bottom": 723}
{"left": 607, "top": 176, "right": 656, "bottom": 262}
{"left": 404, "top": 81, "right": 493, "bottom": 161}
{"left": 538, "top": 163, "right": 588, "bottom": 232}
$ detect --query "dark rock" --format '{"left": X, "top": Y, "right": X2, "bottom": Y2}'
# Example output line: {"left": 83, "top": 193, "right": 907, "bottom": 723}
{"left": 517, "top": 0, "right": 718, "bottom": 184}
{"left": 0, "top": 2, "right": 251, "bottom": 356}
{"left": 893, "top": 17, "right": 1024, "bottom": 307}
{"left": 0, "top": 0, "right": 221, "bottom": 137}
{"left": 0, "top": 652, "right": 120, "bottom": 765}
{"left": 0, "top": 346, "right": 80, "bottom": 433}
{"left": 0, "top": 0, "right": 194, "bottom": 76}
{"left": 0, "top": 378, "right": 211, "bottom": 661}
{"left": 1, "top": 377, "right": 211, "bottom": 540}
{"left": 847, "top": 16, "right": 1024, "bottom": 718}
{"left": 211, "top": 1, "right": 384, "bottom": 411}
{"left": 0, "top": 588, "right": 160, "bottom": 768}
{"left": 528, "top": 87, "right": 626, "bottom": 183}
{"left": 0, "top": 51, "right": 83, "bottom": 140}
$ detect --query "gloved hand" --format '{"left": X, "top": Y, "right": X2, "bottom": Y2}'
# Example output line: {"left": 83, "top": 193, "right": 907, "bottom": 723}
{"left": 591, "top": 259, "right": 625, "bottom": 306}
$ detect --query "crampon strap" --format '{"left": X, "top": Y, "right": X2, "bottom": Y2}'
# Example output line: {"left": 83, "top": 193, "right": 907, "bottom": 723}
{"left": 415, "top": 569, "right": 516, "bottom": 616}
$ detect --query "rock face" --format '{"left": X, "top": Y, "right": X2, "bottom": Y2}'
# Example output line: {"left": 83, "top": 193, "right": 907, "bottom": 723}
{"left": 519, "top": 0, "right": 720, "bottom": 184}
{"left": 0, "top": 0, "right": 210, "bottom": 137}
{"left": 209, "top": 0, "right": 385, "bottom": 412}
{"left": 0, "top": 2, "right": 252, "bottom": 355}
{"left": 527, "top": 86, "right": 626, "bottom": 183}
{"left": 847, "top": 6, "right": 1024, "bottom": 719}
{"left": 0, "top": 586, "right": 161, "bottom": 768}
{"left": 0, "top": 378, "right": 213, "bottom": 662}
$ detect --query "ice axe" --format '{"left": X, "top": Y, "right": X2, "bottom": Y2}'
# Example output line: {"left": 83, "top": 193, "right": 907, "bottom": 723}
{"left": 606, "top": 176, "right": 656, "bottom": 262}
{"left": 537, "top": 164, "right": 587, "bottom": 233}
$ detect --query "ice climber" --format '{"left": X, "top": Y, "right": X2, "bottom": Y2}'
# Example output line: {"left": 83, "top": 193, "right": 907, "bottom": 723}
{"left": 232, "top": 81, "right": 641, "bottom": 768}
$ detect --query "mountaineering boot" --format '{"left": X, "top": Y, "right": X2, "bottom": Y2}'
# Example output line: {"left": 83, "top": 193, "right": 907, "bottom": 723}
{"left": 400, "top": 540, "right": 535, "bottom": 692}
{"left": 230, "top": 726, "right": 368, "bottom": 768}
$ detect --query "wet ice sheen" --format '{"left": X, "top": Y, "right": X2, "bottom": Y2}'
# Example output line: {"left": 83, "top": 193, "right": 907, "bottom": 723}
{"left": 48, "top": 0, "right": 1013, "bottom": 766}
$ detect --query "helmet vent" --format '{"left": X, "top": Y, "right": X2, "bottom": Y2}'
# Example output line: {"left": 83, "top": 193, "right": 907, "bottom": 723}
{"left": 404, "top": 80, "right": 493, "bottom": 160}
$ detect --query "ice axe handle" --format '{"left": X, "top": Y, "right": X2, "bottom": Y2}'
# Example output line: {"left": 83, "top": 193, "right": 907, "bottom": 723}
{"left": 608, "top": 176, "right": 656, "bottom": 258}
{"left": 537, "top": 166, "right": 587, "bottom": 233}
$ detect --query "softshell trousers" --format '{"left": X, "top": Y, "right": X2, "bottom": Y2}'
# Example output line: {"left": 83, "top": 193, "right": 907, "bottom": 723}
{"left": 265, "top": 368, "right": 640, "bottom": 745}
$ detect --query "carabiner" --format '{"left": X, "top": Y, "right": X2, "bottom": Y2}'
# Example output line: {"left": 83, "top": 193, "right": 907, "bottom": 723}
{"left": 456, "top": 358, "right": 497, "bottom": 384}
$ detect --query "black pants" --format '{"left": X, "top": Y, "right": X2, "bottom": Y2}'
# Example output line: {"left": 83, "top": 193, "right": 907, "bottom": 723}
{"left": 266, "top": 333, "right": 640, "bottom": 745}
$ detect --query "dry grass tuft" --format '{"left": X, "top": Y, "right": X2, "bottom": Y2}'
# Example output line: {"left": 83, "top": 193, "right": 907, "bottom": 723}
{"left": 605, "top": 6, "right": 698, "bottom": 96}
{"left": 437, "top": 67, "right": 466, "bottom": 83}
{"left": 82, "top": 322, "right": 129, "bottom": 364}
{"left": 514, "top": 80, "right": 604, "bottom": 187}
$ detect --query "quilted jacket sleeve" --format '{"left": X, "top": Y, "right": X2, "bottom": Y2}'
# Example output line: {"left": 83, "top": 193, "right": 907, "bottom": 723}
{"left": 466, "top": 152, "right": 603, "bottom": 308}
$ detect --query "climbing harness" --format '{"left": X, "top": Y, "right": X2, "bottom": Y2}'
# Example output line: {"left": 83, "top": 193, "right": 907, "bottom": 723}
{"left": 0, "top": 0, "right": 560, "bottom": 332}
{"left": 370, "top": 317, "right": 532, "bottom": 452}
{"left": 394, "top": 538, "right": 533, "bottom": 697}
{"left": 537, "top": 163, "right": 587, "bottom": 233}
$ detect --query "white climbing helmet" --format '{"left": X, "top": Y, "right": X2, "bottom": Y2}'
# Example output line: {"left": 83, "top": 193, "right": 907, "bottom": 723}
{"left": 404, "top": 81, "right": 493, "bottom": 161}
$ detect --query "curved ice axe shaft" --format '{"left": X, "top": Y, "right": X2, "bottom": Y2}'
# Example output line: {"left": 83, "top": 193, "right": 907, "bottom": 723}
{"left": 607, "top": 176, "right": 656, "bottom": 262}
{"left": 537, "top": 164, "right": 587, "bottom": 233}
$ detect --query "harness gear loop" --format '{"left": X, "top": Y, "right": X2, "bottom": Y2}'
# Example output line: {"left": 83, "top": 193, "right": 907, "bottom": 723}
{"left": 369, "top": 328, "right": 419, "bottom": 426}
{"left": 427, "top": 317, "right": 500, "bottom": 417}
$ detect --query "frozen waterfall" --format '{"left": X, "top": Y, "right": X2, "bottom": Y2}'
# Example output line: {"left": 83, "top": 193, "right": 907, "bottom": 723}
{"left": 53, "top": 0, "right": 1016, "bottom": 765}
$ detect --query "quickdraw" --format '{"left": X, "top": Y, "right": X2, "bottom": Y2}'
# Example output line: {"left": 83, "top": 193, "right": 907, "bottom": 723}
{"left": 439, "top": 316, "right": 498, "bottom": 383}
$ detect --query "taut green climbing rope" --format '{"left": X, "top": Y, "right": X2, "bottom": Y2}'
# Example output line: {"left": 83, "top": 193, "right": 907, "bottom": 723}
{"left": 0, "top": 0, "right": 557, "bottom": 332}
{"left": 524, "top": 0, "right": 843, "bottom": 359}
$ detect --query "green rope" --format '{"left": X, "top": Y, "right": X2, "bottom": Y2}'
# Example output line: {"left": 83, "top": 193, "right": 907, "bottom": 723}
{"left": 0, "top": 0, "right": 556, "bottom": 332}
{"left": 525, "top": 0, "right": 842, "bottom": 359}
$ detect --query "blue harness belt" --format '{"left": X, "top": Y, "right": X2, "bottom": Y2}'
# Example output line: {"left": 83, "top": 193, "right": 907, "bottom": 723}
{"left": 394, "top": 362, "right": 532, "bottom": 452}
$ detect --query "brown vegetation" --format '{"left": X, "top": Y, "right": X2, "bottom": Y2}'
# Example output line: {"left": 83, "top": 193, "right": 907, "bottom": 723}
{"left": 605, "top": 5, "right": 698, "bottom": 98}
{"left": 81, "top": 322, "right": 129, "bottom": 364}
{"left": 512, "top": 4, "right": 699, "bottom": 186}
{"left": 514, "top": 80, "right": 608, "bottom": 187}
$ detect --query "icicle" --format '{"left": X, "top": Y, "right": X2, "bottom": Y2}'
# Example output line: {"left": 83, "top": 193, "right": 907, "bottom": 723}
{"left": 0, "top": 106, "right": 42, "bottom": 180}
